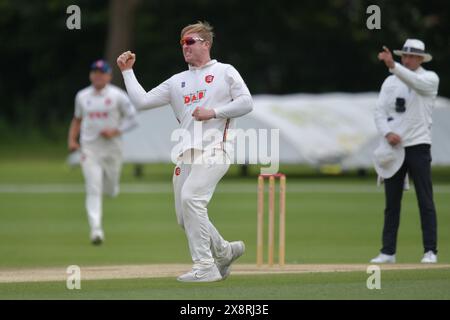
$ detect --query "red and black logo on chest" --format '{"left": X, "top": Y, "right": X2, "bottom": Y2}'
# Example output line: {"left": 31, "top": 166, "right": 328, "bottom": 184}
{"left": 183, "top": 90, "right": 206, "bottom": 106}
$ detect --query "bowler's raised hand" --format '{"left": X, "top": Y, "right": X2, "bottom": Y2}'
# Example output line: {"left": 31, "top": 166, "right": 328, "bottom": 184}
{"left": 117, "top": 51, "right": 136, "bottom": 71}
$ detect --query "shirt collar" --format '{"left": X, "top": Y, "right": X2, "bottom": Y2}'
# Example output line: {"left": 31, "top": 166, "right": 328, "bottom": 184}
{"left": 415, "top": 66, "right": 425, "bottom": 74}
{"left": 188, "top": 59, "right": 217, "bottom": 71}
{"left": 91, "top": 84, "right": 109, "bottom": 96}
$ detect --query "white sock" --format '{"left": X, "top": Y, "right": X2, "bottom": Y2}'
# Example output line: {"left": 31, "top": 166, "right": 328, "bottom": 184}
{"left": 86, "top": 193, "right": 102, "bottom": 233}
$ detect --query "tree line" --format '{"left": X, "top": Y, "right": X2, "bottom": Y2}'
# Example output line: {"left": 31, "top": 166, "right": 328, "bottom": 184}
{"left": 0, "top": 0, "right": 448, "bottom": 140}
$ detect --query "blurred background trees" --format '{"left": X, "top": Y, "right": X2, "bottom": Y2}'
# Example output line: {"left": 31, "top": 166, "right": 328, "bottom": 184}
{"left": 0, "top": 0, "right": 448, "bottom": 143}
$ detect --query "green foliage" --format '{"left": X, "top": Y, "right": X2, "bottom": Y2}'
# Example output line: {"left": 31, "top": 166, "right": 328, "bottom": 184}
{"left": 0, "top": 0, "right": 108, "bottom": 137}
{"left": 0, "top": 0, "right": 449, "bottom": 140}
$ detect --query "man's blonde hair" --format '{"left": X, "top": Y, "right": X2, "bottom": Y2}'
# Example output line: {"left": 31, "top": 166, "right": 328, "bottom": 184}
{"left": 181, "top": 21, "right": 214, "bottom": 47}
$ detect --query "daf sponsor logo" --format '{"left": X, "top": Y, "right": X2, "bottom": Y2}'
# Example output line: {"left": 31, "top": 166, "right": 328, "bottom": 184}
{"left": 183, "top": 90, "right": 206, "bottom": 106}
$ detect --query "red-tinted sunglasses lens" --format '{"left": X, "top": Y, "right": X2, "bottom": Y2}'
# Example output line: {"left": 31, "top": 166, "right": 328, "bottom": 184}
{"left": 180, "top": 38, "right": 196, "bottom": 46}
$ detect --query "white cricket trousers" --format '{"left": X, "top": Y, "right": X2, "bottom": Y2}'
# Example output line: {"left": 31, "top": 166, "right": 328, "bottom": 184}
{"left": 80, "top": 142, "right": 122, "bottom": 236}
{"left": 173, "top": 148, "right": 233, "bottom": 267}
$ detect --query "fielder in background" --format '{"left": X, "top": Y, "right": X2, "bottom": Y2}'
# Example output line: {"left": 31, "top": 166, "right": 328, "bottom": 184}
{"left": 117, "top": 21, "right": 253, "bottom": 282}
{"left": 371, "top": 39, "right": 439, "bottom": 264}
{"left": 68, "top": 59, "right": 138, "bottom": 245}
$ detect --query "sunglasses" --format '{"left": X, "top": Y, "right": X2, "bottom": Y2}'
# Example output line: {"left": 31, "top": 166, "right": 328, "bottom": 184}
{"left": 180, "top": 37, "right": 205, "bottom": 46}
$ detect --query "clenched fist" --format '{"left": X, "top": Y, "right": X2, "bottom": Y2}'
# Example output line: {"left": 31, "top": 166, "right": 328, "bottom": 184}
{"left": 117, "top": 51, "right": 136, "bottom": 71}
{"left": 192, "top": 107, "right": 216, "bottom": 121}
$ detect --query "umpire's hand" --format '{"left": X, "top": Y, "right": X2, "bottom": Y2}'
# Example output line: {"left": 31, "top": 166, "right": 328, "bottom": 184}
{"left": 378, "top": 46, "right": 395, "bottom": 69}
{"left": 117, "top": 51, "right": 136, "bottom": 71}
{"left": 385, "top": 132, "right": 402, "bottom": 146}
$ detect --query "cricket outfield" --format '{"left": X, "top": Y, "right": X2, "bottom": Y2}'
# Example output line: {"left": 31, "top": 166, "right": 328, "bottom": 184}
{"left": 0, "top": 160, "right": 449, "bottom": 299}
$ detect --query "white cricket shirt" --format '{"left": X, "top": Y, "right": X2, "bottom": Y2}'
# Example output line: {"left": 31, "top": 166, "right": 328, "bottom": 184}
{"left": 122, "top": 59, "right": 253, "bottom": 155}
{"left": 74, "top": 84, "right": 137, "bottom": 147}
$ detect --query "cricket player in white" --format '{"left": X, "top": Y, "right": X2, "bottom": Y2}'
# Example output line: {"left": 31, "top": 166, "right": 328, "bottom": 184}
{"left": 117, "top": 21, "right": 253, "bottom": 282}
{"left": 68, "top": 60, "right": 138, "bottom": 245}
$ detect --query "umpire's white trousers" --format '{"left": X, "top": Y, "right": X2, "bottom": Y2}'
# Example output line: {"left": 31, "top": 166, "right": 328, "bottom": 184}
{"left": 81, "top": 142, "right": 122, "bottom": 236}
{"left": 173, "top": 148, "right": 232, "bottom": 267}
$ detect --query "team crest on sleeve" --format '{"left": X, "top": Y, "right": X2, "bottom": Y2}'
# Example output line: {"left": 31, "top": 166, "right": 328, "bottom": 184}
{"left": 175, "top": 167, "right": 181, "bottom": 176}
{"left": 205, "top": 75, "right": 214, "bottom": 83}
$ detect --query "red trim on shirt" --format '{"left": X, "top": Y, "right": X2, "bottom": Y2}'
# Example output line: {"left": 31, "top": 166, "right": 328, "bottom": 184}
{"left": 223, "top": 119, "right": 230, "bottom": 143}
{"left": 221, "top": 118, "right": 231, "bottom": 150}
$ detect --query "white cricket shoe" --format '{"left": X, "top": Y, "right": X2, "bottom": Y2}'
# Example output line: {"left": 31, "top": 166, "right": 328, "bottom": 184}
{"left": 177, "top": 264, "right": 222, "bottom": 283}
{"left": 90, "top": 229, "right": 104, "bottom": 246}
{"left": 216, "top": 241, "right": 246, "bottom": 280}
{"left": 421, "top": 251, "right": 437, "bottom": 263}
{"left": 370, "top": 253, "right": 396, "bottom": 264}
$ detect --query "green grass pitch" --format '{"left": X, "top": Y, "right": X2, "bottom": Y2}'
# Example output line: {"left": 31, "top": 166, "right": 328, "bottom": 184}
{"left": 0, "top": 160, "right": 449, "bottom": 299}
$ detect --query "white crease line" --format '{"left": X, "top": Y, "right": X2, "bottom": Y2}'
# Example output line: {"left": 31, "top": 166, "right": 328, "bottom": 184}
{"left": 0, "top": 184, "right": 450, "bottom": 194}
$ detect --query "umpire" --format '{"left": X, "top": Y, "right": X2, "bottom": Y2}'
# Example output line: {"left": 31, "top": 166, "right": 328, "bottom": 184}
{"left": 371, "top": 39, "right": 439, "bottom": 264}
